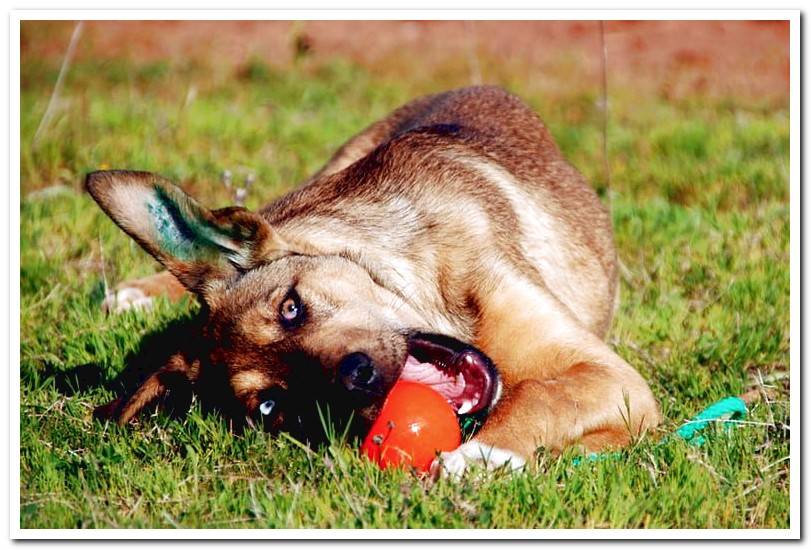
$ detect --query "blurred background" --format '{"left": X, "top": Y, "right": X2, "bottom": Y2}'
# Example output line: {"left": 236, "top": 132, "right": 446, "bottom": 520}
{"left": 21, "top": 20, "right": 789, "bottom": 204}
{"left": 23, "top": 20, "right": 788, "bottom": 100}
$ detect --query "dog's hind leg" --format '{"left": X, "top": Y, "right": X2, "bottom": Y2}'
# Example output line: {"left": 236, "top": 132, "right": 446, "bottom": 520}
{"left": 102, "top": 270, "right": 188, "bottom": 314}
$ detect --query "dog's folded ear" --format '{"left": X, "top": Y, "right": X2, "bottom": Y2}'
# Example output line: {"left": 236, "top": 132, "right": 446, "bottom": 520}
{"left": 85, "top": 170, "right": 289, "bottom": 295}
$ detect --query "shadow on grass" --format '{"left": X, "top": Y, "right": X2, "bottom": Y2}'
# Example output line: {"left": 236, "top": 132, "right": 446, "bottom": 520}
{"left": 45, "top": 314, "right": 203, "bottom": 422}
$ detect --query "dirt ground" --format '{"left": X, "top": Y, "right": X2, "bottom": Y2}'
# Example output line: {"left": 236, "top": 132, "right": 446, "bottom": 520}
{"left": 22, "top": 20, "right": 789, "bottom": 102}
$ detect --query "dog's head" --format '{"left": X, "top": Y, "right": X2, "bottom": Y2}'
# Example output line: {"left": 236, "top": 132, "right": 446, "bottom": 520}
{"left": 87, "top": 170, "right": 499, "bottom": 441}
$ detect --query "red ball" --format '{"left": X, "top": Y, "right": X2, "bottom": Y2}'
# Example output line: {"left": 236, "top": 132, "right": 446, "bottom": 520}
{"left": 360, "top": 380, "right": 462, "bottom": 472}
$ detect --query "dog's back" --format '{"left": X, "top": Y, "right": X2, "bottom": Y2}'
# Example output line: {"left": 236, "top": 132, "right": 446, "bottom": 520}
{"left": 263, "top": 86, "right": 617, "bottom": 337}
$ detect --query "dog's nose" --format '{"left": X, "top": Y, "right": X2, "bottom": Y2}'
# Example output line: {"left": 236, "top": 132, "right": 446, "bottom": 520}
{"left": 338, "top": 352, "right": 379, "bottom": 392}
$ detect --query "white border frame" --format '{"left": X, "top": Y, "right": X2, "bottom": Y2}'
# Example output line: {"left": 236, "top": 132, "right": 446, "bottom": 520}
{"left": 9, "top": 9, "right": 800, "bottom": 540}
{"left": 7, "top": 9, "right": 804, "bottom": 20}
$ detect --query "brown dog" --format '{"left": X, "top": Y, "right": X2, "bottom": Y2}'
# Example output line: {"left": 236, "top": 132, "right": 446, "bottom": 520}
{"left": 87, "top": 85, "right": 660, "bottom": 477}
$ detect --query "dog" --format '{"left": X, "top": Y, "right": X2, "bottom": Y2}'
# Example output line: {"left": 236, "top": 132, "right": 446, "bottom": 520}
{"left": 87, "top": 85, "right": 661, "bottom": 477}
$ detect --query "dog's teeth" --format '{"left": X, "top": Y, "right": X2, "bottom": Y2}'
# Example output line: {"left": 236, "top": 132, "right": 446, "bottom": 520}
{"left": 457, "top": 400, "right": 473, "bottom": 415}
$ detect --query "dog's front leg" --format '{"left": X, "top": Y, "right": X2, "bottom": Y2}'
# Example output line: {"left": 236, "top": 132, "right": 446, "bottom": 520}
{"left": 94, "top": 353, "right": 196, "bottom": 425}
{"left": 434, "top": 277, "right": 661, "bottom": 478}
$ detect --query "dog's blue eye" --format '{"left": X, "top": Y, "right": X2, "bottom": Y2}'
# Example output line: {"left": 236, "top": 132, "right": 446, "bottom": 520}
{"left": 259, "top": 399, "right": 276, "bottom": 416}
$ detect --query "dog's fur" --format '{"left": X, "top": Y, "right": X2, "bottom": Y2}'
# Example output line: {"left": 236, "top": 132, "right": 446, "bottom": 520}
{"left": 88, "top": 86, "right": 660, "bottom": 476}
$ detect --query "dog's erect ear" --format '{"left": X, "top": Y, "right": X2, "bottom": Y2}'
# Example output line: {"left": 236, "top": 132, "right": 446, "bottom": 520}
{"left": 85, "top": 170, "right": 288, "bottom": 295}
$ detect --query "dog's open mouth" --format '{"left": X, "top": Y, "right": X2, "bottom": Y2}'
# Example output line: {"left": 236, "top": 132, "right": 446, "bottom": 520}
{"left": 400, "top": 333, "right": 500, "bottom": 415}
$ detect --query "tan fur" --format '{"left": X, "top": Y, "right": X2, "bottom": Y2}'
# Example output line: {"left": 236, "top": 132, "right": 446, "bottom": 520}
{"left": 113, "top": 353, "right": 194, "bottom": 424}
{"left": 113, "top": 270, "right": 187, "bottom": 302}
{"left": 87, "top": 85, "right": 660, "bottom": 462}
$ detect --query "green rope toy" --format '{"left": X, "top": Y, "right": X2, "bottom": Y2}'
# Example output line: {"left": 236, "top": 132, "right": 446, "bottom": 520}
{"left": 673, "top": 396, "right": 748, "bottom": 445}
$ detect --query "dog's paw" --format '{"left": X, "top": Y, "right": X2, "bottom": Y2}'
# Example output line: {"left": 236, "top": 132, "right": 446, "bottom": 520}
{"left": 93, "top": 397, "right": 123, "bottom": 422}
{"left": 431, "top": 440, "right": 526, "bottom": 480}
{"left": 102, "top": 286, "right": 154, "bottom": 314}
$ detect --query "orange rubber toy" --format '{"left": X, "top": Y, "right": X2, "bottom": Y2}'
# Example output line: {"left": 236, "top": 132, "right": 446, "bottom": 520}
{"left": 361, "top": 380, "right": 462, "bottom": 472}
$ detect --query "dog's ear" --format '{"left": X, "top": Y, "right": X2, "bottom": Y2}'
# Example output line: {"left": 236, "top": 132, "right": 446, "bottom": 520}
{"left": 85, "top": 170, "right": 288, "bottom": 296}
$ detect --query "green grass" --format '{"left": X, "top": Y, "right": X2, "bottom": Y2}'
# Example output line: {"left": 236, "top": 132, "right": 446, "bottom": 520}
{"left": 20, "top": 52, "right": 790, "bottom": 529}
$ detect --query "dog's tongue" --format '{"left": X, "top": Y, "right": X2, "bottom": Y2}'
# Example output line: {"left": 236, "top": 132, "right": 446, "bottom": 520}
{"left": 399, "top": 355, "right": 465, "bottom": 401}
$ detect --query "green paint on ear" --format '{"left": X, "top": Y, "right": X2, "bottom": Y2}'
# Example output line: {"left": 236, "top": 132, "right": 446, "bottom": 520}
{"left": 147, "top": 186, "right": 230, "bottom": 264}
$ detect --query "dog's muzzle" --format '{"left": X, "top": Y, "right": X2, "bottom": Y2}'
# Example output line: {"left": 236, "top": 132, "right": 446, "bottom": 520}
{"left": 399, "top": 332, "right": 501, "bottom": 416}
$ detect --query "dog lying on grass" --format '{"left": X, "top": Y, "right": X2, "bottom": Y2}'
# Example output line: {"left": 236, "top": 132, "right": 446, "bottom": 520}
{"left": 87, "top": 85, "right": 660, "bottom": 477}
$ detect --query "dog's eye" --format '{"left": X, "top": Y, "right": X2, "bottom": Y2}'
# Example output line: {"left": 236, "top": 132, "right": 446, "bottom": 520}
{"left": 256, "top": 387, "right": 286, "bottom": 432}
{"left": 259, "top": 399, "right": 276, "bottom": 416}
{"left": 279, "top": 290, "right": 304, "bottom": 327}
